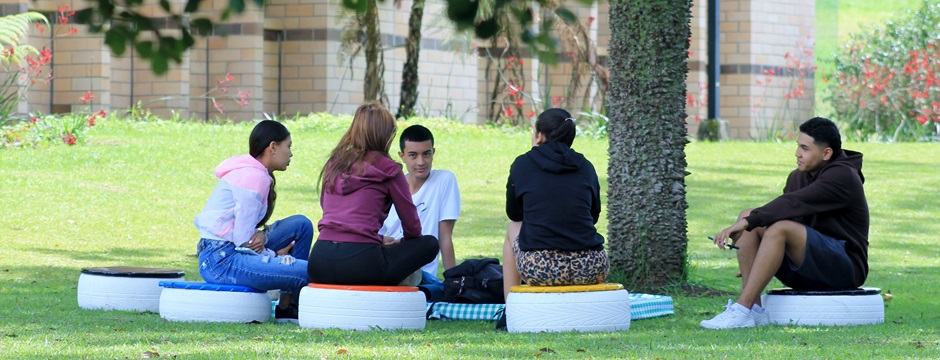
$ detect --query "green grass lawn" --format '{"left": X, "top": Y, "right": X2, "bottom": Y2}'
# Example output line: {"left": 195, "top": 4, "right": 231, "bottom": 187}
{"left": 1, "top": 116, "right": 939, "bottom": 358}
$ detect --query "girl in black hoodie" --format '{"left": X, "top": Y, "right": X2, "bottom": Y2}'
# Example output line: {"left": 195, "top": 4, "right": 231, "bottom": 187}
{"left": 501, "top": 108, "right": 609, "bottom": 300}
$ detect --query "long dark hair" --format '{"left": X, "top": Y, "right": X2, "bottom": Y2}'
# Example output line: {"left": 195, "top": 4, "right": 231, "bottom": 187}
{"left": 319, "top": 103, "right": 398, "bottom": 193}
{"left": 249, "top": 120, "right": 290, "bottom": 228}
{"left": 536, "top": 108, "right": 577, "bottom": 147}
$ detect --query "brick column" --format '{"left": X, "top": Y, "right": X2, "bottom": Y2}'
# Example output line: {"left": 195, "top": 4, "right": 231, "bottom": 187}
{"left": 719, "top": 0, "right": 816, "bottom": 139}
{"left": 687, "top": 0, "right": 709, "bottom": 135}
{"left": 189, "top": 1, "right": 264, "bottom": 121}
{"left": 110, "top": 1, "right": 191, "bottom": 119}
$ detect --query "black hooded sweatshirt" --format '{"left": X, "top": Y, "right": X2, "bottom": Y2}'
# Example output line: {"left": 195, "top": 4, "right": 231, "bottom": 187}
{"left": 506, "top": 141, "right": 604, "bottom": 252}
{"left": 744, "top": 149, "right": 870, "bottom": 287}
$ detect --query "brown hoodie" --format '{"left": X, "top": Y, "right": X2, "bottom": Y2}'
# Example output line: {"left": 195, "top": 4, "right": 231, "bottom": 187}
{"left": 744, "top": 149, "right": 869, "bottom": 287}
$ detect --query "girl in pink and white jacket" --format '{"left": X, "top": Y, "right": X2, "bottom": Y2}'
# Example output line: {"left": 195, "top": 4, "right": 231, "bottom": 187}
{"left": 194, "top": 120, "right": 313, "bottom": 322}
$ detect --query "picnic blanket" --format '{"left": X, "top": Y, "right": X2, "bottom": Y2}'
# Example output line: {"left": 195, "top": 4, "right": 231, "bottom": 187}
{"left": 425, "top": 293, "right": 673, "bottom": 321}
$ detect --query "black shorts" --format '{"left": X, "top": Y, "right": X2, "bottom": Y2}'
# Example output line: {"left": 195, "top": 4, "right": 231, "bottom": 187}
{"left": 775, "top": 226, "right": 857, "bottom": 290}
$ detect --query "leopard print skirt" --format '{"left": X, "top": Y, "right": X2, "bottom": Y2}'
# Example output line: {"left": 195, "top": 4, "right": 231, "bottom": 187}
{"left": 513, "top": 237, "right": 609, "bottom": 286}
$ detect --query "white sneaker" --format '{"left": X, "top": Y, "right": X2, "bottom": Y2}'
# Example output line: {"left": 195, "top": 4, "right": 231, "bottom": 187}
{"left": 752, "top": 310, "right": 771, "bottom": 326}
{"left": 700, "top": 300, "right": 756, "bottom": 329}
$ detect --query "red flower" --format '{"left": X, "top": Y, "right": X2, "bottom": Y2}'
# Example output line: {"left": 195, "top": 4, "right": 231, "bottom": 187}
{"left": 62, "top": 132, "right": 76, "bottom": 145}
{"left": 504, "top": 107, "right": 514, "bottom": 117}
{"left": 237, "top": 89, "right": 251, "bottom": 106}
{"left": 80, "top": 91, "right": 94, "bottom": 104}
{"left": 916, "top": 115, "right": 929, "bottom": 125}
{"left": 98, "top": 110, "right": 107, "bottom": 117}
{"left": 29, "top": 117, "right": 38, "bottom": 124}
{"left": 586, "top": 16, "right": 595, "bottom": 27}
{"left": 87, "top": 114, "right": 97, "bottom": 127}
{"left": 514, "top": 98, "right": 524, "bottom": 107}
{"left": 212, "top": 98, "right": 225, "bottom": 114}
{"left": 526, "top": 110, "right": 537, "bottom": 118}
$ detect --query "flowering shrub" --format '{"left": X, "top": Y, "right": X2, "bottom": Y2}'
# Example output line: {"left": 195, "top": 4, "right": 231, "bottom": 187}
{"left": 825, "top": 1, "right": 940, "bottom": 142}
{"left": 0, "top": 7, "right": 111, "bottom": 148}
{"left": 1, "top": 92, "right": 107, "bottom": 148}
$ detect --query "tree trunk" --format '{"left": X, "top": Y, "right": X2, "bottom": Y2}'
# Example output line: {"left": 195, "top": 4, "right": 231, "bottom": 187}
{"left": 363, "top": 0, "right": 387, "bottom": 105}
{"left": 396, "top": 0, "right": 425, "bottom": 119}
{"left": 606, "top": 0, "right": 692, "bottom": 289}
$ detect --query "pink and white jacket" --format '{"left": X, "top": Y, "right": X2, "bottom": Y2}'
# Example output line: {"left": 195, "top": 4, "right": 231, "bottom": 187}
{"left": 194, "top": 154, "right": 276, "bottom": 257}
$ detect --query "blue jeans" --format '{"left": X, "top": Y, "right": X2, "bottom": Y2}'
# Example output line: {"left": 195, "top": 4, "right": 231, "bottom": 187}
{"left": 419, "top": 271, "right": 444, "bottom": 302}
{"left": 198, "top": 215, "right": 313, "bottom": 294}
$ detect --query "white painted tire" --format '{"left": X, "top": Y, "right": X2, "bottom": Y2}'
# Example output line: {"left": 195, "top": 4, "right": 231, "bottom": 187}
{"left": 78, "top": 273, "right": 183, "bottom": 312}
{"left": 506, "top": 289, "right": 631, "bottom": 333}
{"left": 298, "top": 287, "right": 426, "bottom": 331}
{"left": 761, "top": 288, "right": 884, "bottom": 326}
{"left": 159, "top": 288, "right": 271, "bottom": 323}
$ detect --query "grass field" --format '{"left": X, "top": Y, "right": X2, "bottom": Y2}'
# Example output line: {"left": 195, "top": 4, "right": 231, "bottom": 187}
{"left": 1, "top": 115, "right": 939, "bottom": 358}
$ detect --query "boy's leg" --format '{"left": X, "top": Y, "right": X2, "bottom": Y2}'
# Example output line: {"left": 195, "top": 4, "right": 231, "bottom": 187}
{"left": 733, "top": 209, "right": 765, "bottom": 304}
{"left": 737, "top": 220, "right": 807, "bottom": 308}
{"left": 264, "top": 215, "right": 314, "bottom": 261}
{"left": 502, "top": 221, "right": 522, "bottom": 299}
{"left": 381, "top": 235, "right": 440, "bottom": 284}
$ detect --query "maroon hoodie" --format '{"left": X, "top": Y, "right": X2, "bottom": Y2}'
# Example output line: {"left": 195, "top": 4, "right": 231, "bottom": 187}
{"left": 317, "top": 152, "right": 422, "bottom": 244}
{"left": 744, "top": 149, "right": 869, "bottom": 287}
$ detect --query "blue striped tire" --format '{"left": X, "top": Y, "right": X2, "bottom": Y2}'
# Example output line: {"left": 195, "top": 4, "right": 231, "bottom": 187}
{"left": 159, "top": 288, "right": 271, "bottom": 323}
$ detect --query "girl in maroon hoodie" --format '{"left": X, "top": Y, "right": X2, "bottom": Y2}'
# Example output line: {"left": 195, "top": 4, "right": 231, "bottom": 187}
{"left": 308, "top": 103, "right": 439, "bottom": 285}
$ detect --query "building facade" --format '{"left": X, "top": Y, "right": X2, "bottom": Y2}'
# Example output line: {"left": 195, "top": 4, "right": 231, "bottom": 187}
{"left": 0, "top": 0, "right": 815, "bottom": 139}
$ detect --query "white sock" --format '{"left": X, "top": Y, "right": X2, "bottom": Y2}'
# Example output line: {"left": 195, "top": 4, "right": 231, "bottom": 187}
{"left": 731, "top": 302, "right": 751, "bottom": 314}
{"left": 751, "top": 304, "right": 764, "bottom": 314}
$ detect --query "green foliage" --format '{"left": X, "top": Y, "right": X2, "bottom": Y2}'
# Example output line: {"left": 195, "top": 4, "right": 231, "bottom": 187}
{"left": 0, "top": 109, "right": 107, "bottom": 148}
{"left": 0, "top": 12, "right": 47, "bottom": 68}
{"left": 1, "top": 116, "right": 939, "bottom": 357}
{"left": 825, "top": 0, "right": 940, "bottom": 142}
{"left": 0, "top": 12, "right": 48, "bottom": 125}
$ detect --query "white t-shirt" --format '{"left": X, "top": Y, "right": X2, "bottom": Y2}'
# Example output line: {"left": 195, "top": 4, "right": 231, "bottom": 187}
{"left": 380, "top": 169, "right": 460, "bottom": 275}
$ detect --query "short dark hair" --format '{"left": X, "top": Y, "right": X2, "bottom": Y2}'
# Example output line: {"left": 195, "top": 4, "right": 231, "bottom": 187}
{"left": 399, "top": 125, "right": 434, "bottom": 152}
{"left": 799, "top": 117, "right": 841, "bottom": 154}
{"left": 536, "top": 108, "right": 577, "bottom": 147}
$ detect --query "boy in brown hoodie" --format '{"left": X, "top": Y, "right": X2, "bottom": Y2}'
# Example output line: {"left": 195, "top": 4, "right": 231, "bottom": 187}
{"left": 701, "top": 117, "right": 869, "bottom": 329}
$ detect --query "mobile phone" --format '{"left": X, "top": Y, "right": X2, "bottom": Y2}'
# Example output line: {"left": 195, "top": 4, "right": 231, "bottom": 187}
{"left": 707, "top": 236, "right": 740, "bottom": 250}
{"left": 235, "top": 247, "right": 260, "bottom": 255}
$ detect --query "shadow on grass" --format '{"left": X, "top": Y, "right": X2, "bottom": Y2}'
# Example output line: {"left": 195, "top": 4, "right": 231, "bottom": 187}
{"left": 24, "top": 246, "right": 170, "bottom": 263}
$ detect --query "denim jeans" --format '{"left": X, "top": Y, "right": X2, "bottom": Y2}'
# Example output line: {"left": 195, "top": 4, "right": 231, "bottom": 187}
{"left": 418, "top": 271, "right": 444, "bottom": 302}
{"left": 198, "top": 215, "right": 313, "bottom": 294}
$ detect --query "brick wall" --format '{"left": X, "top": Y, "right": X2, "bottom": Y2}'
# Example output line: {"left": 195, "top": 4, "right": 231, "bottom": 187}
{"left": 2, "top": 0, "right": 814, "bottom": 134}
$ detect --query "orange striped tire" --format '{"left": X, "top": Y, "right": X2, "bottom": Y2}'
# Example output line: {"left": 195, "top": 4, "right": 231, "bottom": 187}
{"left": 298, "top": 286, "right": 426, "bottom": 331}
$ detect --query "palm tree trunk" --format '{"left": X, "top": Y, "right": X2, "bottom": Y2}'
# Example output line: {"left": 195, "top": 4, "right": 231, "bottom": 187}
{"left": 363, "top": 0, "right": 386, "bottom": 105}
{"left": 606, "top": 0, "right": 692, "bottom": 289}
{"left": 396, "top": 0, "right": 425, "bottom": 119}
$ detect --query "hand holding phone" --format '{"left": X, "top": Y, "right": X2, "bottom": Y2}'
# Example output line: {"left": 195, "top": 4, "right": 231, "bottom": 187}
{"left": 707, "top": 236, "right": 739, "bottom": 249}
{"left": 235, "top": 246, "right": 261, "bottom": 255}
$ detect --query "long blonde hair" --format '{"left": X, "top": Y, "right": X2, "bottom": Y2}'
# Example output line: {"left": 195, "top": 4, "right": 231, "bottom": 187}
{"left": 319, "top": 103, "right": 398, "bottom": 193}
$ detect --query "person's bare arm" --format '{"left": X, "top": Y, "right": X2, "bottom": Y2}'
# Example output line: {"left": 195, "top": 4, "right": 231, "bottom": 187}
{"left": 438, "top": 220, "right": 457, "bottom": 270}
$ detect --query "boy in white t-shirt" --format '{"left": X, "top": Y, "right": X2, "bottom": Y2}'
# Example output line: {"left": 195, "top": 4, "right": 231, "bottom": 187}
{"left": 380, "top": 125, "right": 460, "bottom": 299}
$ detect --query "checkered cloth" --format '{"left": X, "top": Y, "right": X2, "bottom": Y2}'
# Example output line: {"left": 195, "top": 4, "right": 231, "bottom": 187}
{"left": 425, "top": 293, "right": 674, "bottom": 321}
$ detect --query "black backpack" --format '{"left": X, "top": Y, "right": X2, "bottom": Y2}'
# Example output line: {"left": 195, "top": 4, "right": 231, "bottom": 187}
{"left": 442, "top": 258, "right": 505, "bottom": 304}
